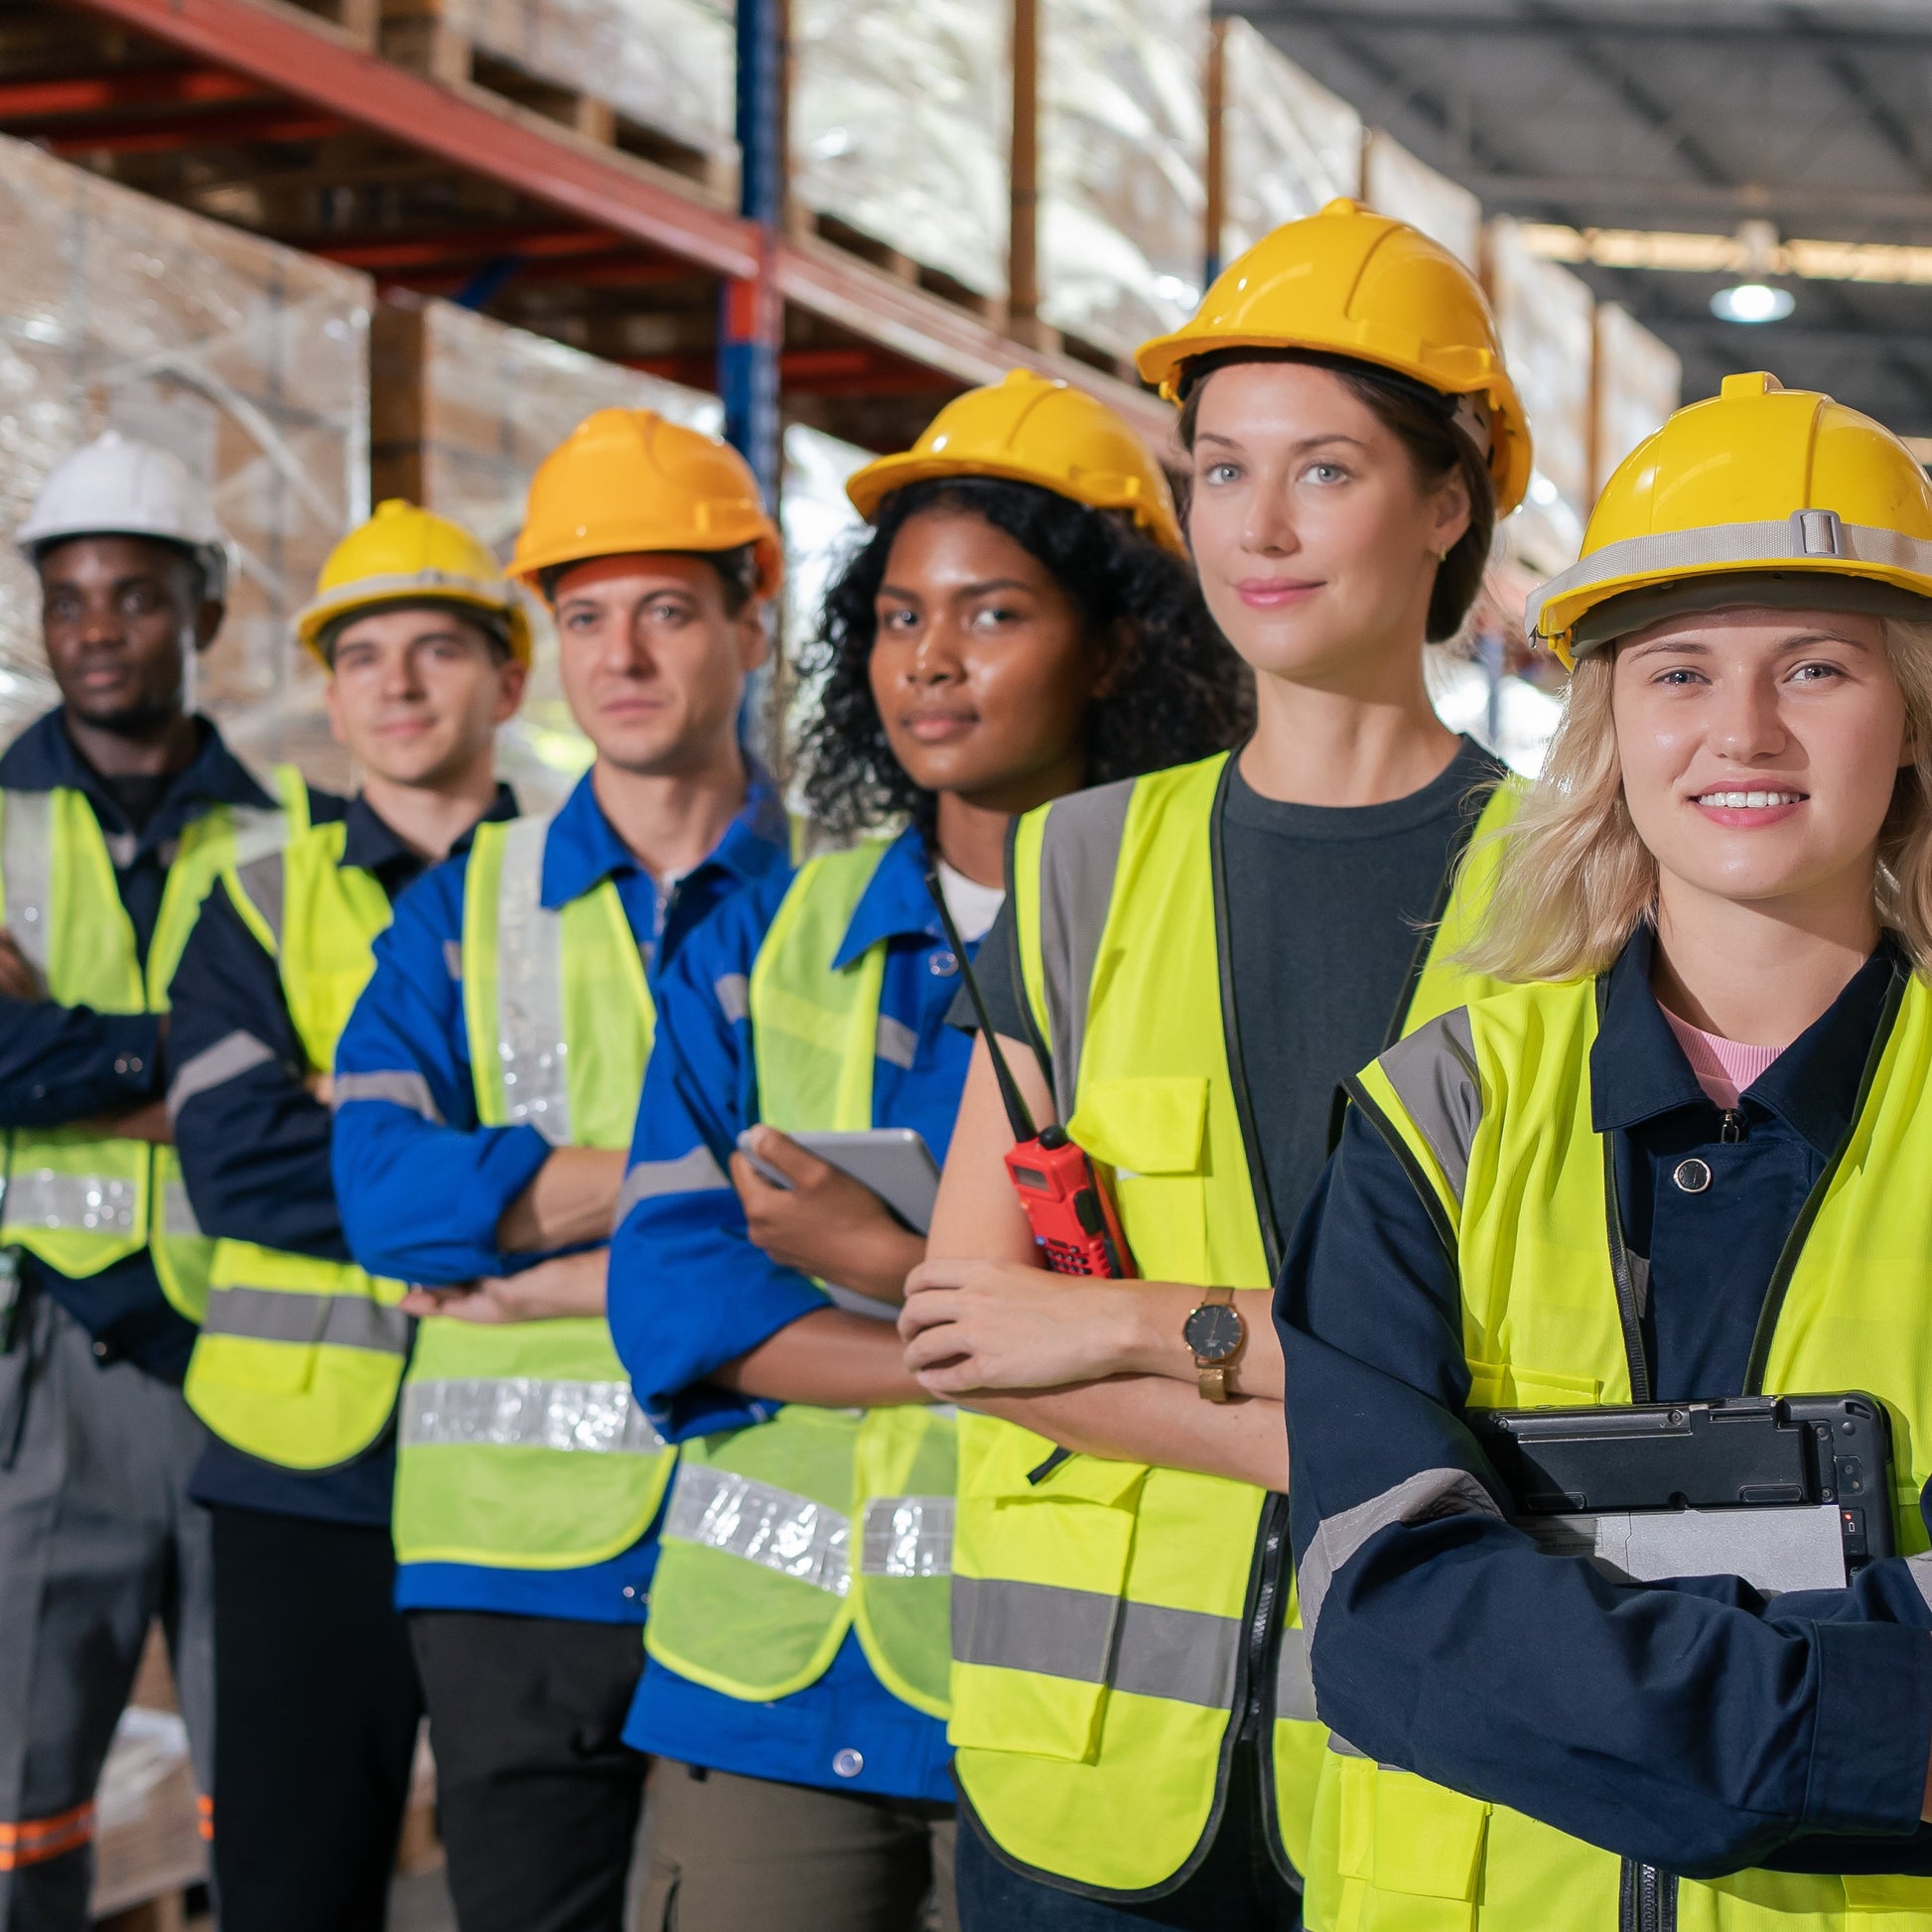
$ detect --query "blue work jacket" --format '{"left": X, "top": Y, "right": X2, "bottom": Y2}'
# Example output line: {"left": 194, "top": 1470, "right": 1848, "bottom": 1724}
{"left": 332, "top": 766, "right": 789, "bottom": 1621}
{"left": 1277, "top": 930, "right": 1932, "bottom": 1877}
{"left": 608, "top": 824, "right": 973, "bottom": 1800}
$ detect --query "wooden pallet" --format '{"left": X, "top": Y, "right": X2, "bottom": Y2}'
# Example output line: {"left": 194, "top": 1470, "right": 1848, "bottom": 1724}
{"left": 377, "top": 0, "right": 734, "bottom": 200}
{"left": 786, "top": 206, "right": 1009, "bottom": 330}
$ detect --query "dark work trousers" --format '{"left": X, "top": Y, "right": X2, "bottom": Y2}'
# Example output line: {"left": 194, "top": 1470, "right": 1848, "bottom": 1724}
{"left": 0, "top": 1295, "right": 214, "bottom": 1932}
{"left": 637, "top": 1759, "right": 957, "bottom": 1932}
{"left": 209, "top": 1506, "right": 422, "bottom": 1932}
{"left": 955, "top": 1743, "right": 1302, "bottom": 1932}
{"left": 409, "top": 1609, "right": 648, "bottom": 1932}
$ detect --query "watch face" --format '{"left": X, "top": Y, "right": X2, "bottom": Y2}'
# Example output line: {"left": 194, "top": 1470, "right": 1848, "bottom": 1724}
{"left": 1183, "top": 1302, "right": 1244, "bottom": 1363}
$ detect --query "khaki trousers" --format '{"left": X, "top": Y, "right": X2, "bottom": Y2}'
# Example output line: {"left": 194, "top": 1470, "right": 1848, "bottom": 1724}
{"left": 637, "top": 1759, "right": 957, "bottom": 1932}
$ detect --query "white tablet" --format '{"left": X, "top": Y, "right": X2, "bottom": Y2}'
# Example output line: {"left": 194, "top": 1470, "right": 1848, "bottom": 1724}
{"left": 735, "top": 1126, "right": 940, "bottom": 1235}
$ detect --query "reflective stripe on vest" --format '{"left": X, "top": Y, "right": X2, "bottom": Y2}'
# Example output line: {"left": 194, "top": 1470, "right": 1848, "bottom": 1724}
{"left": 0, "top": 773, "right": 306, "bottom": 1321}
{"left": 391, "top": 810, "right": 672, "bottom": 1572}
{"left": 1319, "top": 970, "right": 1932, "bottom": 1931}
{"left": 399, "top": 1377, "right": 665, "bottom": 1455}
{"left": 952, "top": 754, "right": 1520, "bottom": 1897}
{"left": 642, "top": 841, "right": 957, "bottom": 1720}
{"left": 182, "top": 821, "right": 412, "bottom": 1471}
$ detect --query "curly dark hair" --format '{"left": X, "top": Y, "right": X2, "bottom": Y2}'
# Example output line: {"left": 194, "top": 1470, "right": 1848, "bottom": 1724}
{"left": 796, "top": 477, "right": 1252, "bottom": 838}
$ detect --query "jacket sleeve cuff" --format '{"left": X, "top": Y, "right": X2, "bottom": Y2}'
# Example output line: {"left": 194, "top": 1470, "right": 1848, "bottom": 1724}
{"left": 457, "top": 1125, "right": 557, "bottom": 1270}
{"left": 106, "top": 1014, "right": 166, "bottom": 1097}
{"left": 1802, "top": 1618, "right": 1932, "bottom": 1837}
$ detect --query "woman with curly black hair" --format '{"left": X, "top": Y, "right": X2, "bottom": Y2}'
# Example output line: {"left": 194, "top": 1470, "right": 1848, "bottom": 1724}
{"left": 606, "top": 370, "right": 1243, "bottom": 1932}
{"left": 796, "top": 456, "right": 1248, "bottom": 845}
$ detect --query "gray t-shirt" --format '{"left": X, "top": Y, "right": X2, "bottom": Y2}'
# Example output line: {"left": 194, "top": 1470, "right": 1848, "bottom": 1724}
{"left": 959, "top": 738, "right": 1506, "bottom": 1254}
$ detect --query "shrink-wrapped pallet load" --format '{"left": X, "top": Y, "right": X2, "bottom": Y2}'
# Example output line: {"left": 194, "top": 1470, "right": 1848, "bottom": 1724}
{"left": 1038, "top": 0, "right": 1209, "bottom": 355}
{"left": 791, "top": 0, "right": 1009, "bottom": 300}
{"left": 0, "top": 133, "right": 370, "bottom": 775}
{"left": 1364, "top": 129, "right": 1482, "bottom": 270}
{"left": 1486, "top": 215, "right": 1595, "bottom": 575}
{"left": 426, "top": 0, "right": 735, "bottom": 165}
{"left": 1217, "top": 22, "right": 1362, "bottom": 264}
{"left": 1593, "top": 301, "right": 1682, "bottom": 496}
{"left": 376, "top": 295, "right": 721, "bottom": 806}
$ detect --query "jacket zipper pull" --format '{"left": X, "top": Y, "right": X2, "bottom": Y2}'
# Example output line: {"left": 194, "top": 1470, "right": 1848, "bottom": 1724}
{"left": 1721, "top": 1108, "right": 1744, "bottom": 1143}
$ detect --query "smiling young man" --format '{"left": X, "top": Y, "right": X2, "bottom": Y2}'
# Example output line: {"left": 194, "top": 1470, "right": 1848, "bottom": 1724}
{"left": 166, "top": 501, "right": 527, "bottom": 1932}
{"left": 0, "top": 433, "right": 311, "bottom": 1932}
{"left": 330, "top": 412, "right": 790, "bottom": 1932}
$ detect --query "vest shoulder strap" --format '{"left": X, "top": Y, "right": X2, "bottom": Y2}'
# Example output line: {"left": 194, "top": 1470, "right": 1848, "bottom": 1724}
{"left": 1017, "top": 756, "right": 1225, "bottom": 1123}
{"left": 750, "top": 841, "right": 893, "bottom": 1136}
{"left": 462, "top": 811, "right": 565, "bottom": 1133}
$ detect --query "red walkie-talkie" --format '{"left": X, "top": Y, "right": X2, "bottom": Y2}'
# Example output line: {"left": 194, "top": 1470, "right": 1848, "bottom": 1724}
{"left": 928, "top": 866, "right": 1135, "bottom": 1280}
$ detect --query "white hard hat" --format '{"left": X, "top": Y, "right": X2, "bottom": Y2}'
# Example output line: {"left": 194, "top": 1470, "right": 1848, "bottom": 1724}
{"left": 16, "top": 431, "right": 232, "bottom": 603}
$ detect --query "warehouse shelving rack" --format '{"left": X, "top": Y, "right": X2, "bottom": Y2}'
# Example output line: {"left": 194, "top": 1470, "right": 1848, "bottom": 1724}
{"left": 6, "top": 0, "right": 1173, "bottom": 484}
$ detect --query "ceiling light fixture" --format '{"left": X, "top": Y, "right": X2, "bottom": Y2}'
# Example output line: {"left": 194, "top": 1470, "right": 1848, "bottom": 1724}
{"left": 1710, "top": 283, "right": 1795, "bottom": 324}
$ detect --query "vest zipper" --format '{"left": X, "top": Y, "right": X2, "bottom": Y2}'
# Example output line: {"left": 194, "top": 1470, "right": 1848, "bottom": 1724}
{"left": 1619, "top": 1854, "right": 1677, "bottom": 1932}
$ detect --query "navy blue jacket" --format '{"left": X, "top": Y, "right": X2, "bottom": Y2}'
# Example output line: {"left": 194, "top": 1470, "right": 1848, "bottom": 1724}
{"left": 168, "top": 786, "right": 517, "bottom": 1524}
{"left": 0, "top": 709, "right": 305, "bottom": 1380}
{"left": 1277, "top": 932, "right": 1932, "bottom": 1878}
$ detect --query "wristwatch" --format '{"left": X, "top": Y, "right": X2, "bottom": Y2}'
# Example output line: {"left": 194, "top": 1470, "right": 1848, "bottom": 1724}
{"left": 1182, "top": 1286, "right": 1246, "bottom": 1402}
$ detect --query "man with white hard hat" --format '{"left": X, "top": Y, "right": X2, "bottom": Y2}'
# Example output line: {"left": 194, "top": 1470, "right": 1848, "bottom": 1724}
{"left": 0, "top": 432, "right": 314, "bottom": 1931}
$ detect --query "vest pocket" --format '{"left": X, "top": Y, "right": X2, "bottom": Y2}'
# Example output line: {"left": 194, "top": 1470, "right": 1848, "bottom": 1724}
{"left": 949, "top": 1449, "right": 1147, "bottom": 1765}
{"left": 1071, "top": 1076, "right": 1210, "bottom": 1283}
{"left": 1336, "top": 1756, "right": 1488, "bottom": 1930}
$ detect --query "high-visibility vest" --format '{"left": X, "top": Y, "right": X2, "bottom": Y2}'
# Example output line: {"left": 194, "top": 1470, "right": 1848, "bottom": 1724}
{"left": 643, "top": 842, "right": 955, "bottom": 1718}
{"left": 183, "top": 819, "right": 411, "bottom": 1469}
{"left": 390, "top": 811, "right": 675, "bottom": 1571}
{"left": 0, "top": 767, "right": 307, "bottom": 1322}
{"left": 1324, "top": 968, "right": 1932, "bottom": 1932}
{"left": 952, "top": 752, "right": 1517, "bottom": 1896}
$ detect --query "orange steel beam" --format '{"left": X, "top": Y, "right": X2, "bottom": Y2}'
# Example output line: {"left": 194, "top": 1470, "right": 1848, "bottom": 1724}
{"left": 69, "top": 0, "right": 761, "bottom": 278}
{"left": 66, "top": 0, "right": 1173, "bottom": 439}
{"left": 314, "top": 225, "right": 620, "bottom": 269}
{"left": 42, "top": 103, "right": 344, "bottom": 151}
{"left": 773, "top": 234, "right": 1173, "bottom": 442}
{"left": 0, "top": 66, "right": 260, "bottom": 116}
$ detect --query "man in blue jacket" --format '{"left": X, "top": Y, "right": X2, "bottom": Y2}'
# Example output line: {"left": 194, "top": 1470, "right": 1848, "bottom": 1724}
{"left": 331, "top": 410, "right": 790, "bottom": 1932}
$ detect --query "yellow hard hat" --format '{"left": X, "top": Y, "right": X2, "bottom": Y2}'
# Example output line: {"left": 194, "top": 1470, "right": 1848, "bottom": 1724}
{"left": 1527, "top": 372, "right": 1932, "bottom": 668}
{"left": 1135, "top": 198, "right": 1532, "bottom": 517}
{"left": 297, "top": 499, "right": 531, "bottom": 665}
{"left": 844, "top": 369, "right": 1187, "bottom": 557}
{"left": 509, "top": 408, "right": 782, "bottom": 599}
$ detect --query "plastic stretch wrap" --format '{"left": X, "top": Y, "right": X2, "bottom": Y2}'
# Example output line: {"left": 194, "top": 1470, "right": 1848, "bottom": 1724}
{"left": 439, "top": 0, "right": 735, "bottom": 158}
{"left": 0, "top": 134, "right": 370, "bottom": 772}
{"left": 1594, "top": 301, "right": 1681, "bottom": 497}
{"left": 1488, "top": 217, "right": 1594, "bottom": 575}
{"left": 792, "top": 0, "right": 1008, "bottom": 297}
{"left": 776, "top": 422, "right": 871, "bottom": 788}
{"left": 1364, "top": 130, "right": 1481, "bottom": 269}
{"left": 1218, "top": 22, "right": 1362, "bottom": 264}
{"left": 1040, "top": 0, "right": 1208, "bottom": 355}
{"left": 405, "top": 298, "right": 720, "bottom": 808}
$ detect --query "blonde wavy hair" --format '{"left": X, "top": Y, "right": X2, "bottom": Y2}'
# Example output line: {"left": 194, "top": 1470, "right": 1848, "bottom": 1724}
{"left": 1460, "top": 616, "right": 1932, "bottom": 982}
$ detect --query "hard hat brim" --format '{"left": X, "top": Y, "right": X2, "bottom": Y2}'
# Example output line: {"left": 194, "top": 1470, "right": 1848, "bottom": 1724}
{"left": 298, "top": 574, "right": 532, "bottom": 666}
{"left": 1529, "top": 510, "right": 1932, "bottom": 664}
{"left": 1134, "top": 330, "right": 1532, "bottom": 519}
{"left": 511, "top": 530, "right": 783, "bottom": 603}
{"left": 844, "top": 450, "right": 1188, "bottom": 559}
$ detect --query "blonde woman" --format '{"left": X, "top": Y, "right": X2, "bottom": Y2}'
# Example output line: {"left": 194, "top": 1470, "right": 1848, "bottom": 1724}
{"left": 1279, "top": 371, "right": 1932, "bottom": 1931}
